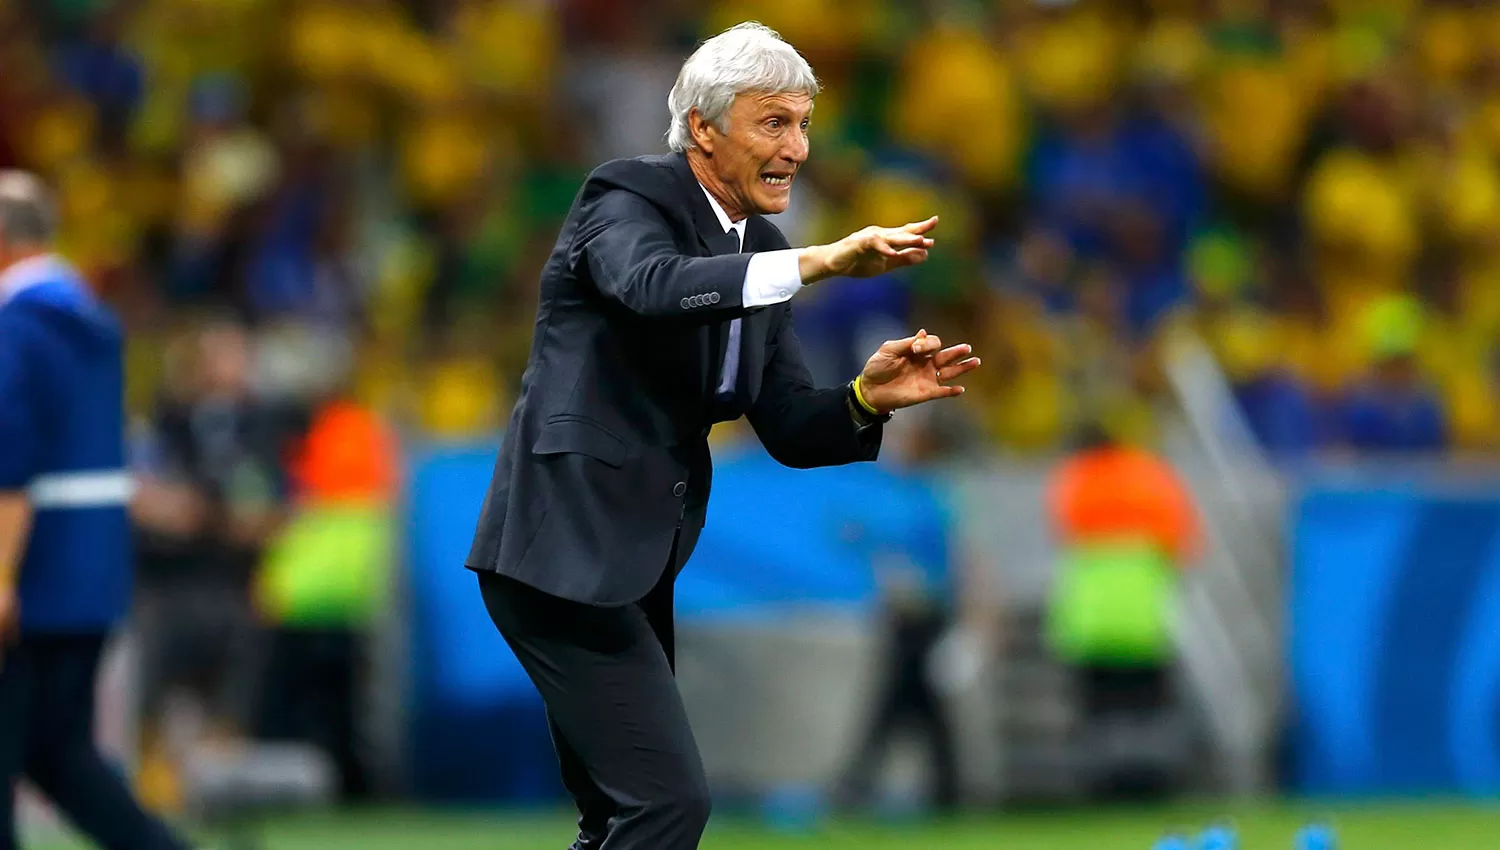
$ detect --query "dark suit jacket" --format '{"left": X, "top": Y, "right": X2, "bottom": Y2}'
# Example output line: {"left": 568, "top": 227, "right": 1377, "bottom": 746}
{"left": 465, "top": 152, "right": 883, "bottom": 605}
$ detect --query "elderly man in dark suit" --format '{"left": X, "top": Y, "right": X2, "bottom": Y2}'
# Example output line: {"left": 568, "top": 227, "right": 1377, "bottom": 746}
{"left": 466, "top": 21, "right": 981, "bottom": 850}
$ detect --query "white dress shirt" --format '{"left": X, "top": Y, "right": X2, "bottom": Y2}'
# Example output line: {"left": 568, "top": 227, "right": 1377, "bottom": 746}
{"left": 698, "top": 184, "right": 804, "bottom": 307}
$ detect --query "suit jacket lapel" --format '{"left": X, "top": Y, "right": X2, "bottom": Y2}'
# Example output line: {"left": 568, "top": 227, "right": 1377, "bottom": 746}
{"left": 670, "top": 155, "right": 790, "bottom": 412}
{"left": 668, "top": 154, "right": 738, "bottom": 404}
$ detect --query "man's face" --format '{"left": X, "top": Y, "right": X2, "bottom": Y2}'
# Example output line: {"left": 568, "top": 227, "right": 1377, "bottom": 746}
{"left": 694, "top": 90, "right": 812, "bottom": 218}
{"left": 198, "top": 325, "right": 252, "bottom": 396}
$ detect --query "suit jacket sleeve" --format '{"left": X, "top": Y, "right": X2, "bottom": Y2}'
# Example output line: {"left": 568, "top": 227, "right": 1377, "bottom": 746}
{"left": 747, "top": 306, "right": 881, "bottom": 469}
{"left": 574, "top": 189, "right": 758, "bottom": 321}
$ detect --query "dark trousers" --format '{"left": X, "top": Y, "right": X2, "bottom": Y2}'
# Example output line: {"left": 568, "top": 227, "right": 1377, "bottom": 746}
{"left": 1076, "top": 663, "right": 1174, "bottom": 801}
{"left": 1079, "top": 665, "right": 1169, "bottom": 718}
{"left": 135, "top": 581, "right": 260, "bottom": 734}
{"left": 254, "top": 629, "right": 369, "bottom": 802}
{"left": 838, "top": 608, "right": 960, "bottom": 810}
{"left": 478, "top": 567, "right": 710, "bottom": 850}
{"left": 0, "top": 634, "right": 192, "bottom": 850}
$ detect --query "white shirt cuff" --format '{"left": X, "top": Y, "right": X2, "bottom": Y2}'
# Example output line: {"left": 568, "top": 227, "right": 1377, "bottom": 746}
{"left": 742, "top": 249, "right": 804, "bottom": 308}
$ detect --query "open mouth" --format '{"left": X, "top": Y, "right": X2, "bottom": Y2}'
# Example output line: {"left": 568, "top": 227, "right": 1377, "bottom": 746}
{"left": 760, "top": 172, "right": 793, "bottom": 187}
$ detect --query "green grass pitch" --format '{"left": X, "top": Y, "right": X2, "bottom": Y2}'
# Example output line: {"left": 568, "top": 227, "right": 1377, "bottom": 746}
{"left": 28, "top": 802, "right": 1500, "bottom": 849}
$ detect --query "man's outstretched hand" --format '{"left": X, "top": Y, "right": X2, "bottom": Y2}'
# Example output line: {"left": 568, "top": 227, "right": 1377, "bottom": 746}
{"left": 800, "top": 217, "right": 939, "bottom": 283}
{"left": 858, "top": 329, "right": 981, "bottom": 415}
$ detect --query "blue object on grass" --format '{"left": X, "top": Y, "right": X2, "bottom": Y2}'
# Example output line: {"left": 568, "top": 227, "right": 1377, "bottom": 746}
{"left": 1152, "top": 834, "right": 1192, "bottom": 850}
{"left": 760, "top": 783, "right": 824, "bottom": 834}
{"left": 1198, "top": 823, "right": 1239, "bottom": 850}
{"left": 1294, "top": 823, "right": 1337, "bottom": 850}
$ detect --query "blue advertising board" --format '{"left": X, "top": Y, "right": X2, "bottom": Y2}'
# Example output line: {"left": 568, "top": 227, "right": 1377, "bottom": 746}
{"left": 1289, "top": 481, "right": 1500, "bottom": 796}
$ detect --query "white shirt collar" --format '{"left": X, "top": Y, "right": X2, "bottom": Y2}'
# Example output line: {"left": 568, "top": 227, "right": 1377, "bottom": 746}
{"left": 0, "top": 253, "right": 70, "bottom": 307}
{"left": 698, "top": 183, "right": 746, "bottom": 243}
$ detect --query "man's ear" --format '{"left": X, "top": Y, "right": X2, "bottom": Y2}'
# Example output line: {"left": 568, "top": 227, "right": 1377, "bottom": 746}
{"left": 688, "top": 108, "right": 716, "bottom": 156}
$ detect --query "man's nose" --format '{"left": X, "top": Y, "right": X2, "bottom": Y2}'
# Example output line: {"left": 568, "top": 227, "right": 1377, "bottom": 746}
{"left": 782, "top": 129, "right": 809, "bottom": 165}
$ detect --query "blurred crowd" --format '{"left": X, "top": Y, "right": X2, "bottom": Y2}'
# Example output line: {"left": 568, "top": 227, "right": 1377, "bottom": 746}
{"left": 14, "top": 0, "right": 1451, "bottom": 811}
{"left": 6, "top": 0, "right": 1500, "bottom": 456}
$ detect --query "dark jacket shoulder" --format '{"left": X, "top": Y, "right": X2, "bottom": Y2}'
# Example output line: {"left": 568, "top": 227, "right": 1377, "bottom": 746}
{"left": 582, "top": 154, "right": 686, "bottom": 214}
{"left": 581, "top": 153, "right": 792, "bottom": 251}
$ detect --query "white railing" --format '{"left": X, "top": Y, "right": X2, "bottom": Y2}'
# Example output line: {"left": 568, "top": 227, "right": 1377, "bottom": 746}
{"left": 1159, "top": 328, "right": 1287, "bottom": 795}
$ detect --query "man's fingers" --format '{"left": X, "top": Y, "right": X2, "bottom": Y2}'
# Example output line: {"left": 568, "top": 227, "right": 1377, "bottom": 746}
{"left": 882, "top": 331, "right": 921, "bottom": 353}
{"left": 903, "top": 216, "right": 939, "bottom": 235}
{"left": 882, "top": 230, "right": 934, "bottom": 249}
{"left": 913, "top": 333, "right": 942, "bottom": 355}
{"left": 933, "top": 343, "right": 973, "bottom": 368}
{"left": 926, "top": 384, "right": 965, "bottom": 400}
{"left": 893, "top": 248, "right": 928, "bottom": 265}
{"left": 937, "top": 356, "right": 981, "bottom": 382}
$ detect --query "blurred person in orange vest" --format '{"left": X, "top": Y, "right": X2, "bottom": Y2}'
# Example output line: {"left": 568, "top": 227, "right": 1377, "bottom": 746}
{"left": 1044, "top": 421, "right": 1201, "bottom": 801}
{"left": 251, "top": 393, "right": 400, "bottom": 803}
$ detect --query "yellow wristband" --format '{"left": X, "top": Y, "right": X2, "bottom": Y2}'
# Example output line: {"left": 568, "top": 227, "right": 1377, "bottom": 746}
{"left": 852, "top": 375, "right": 881, "bottom": 416}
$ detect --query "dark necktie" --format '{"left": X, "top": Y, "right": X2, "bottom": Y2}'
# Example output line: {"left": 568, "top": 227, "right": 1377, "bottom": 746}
{"left": 715, "top": 228, "right": 743, "bottom": 401}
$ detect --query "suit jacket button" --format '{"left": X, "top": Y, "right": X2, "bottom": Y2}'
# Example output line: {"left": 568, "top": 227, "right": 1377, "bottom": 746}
{"left": 709, "top": 291, "right": 721, "bottom": 304}
{"left": 673, "top": 481, "right": 687, "bottom": 497}
{"left": 680, "top": 297, "right": 690, "bottom": 309}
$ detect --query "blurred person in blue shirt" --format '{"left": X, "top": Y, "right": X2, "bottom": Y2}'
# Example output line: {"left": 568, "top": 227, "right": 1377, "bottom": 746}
{"left": 1216, "top": 309, "right": 1323, "bottom": 459}
{"left": 831, "top": 409, "right": 983, "bottom": 813}
{"left": 51, "top": 7, "right": 143, "bottom": 149}
{"left": 0, "top": 171, "right": 192, "bottom": 850}
{"left": 1334, "top": 351, "right": 1448, "bottom": 453}
{"left": 790, "top": 273, "right": 913, "bottom": 385}
{"left": 1234, "top": 368, "right": 1322, "bottom": 458}
{"left": 1109, "top": 200, "right": 1192, "bottom": 339}
{"left": 1027, "top": 101, "right": 1201, "bottom": 269}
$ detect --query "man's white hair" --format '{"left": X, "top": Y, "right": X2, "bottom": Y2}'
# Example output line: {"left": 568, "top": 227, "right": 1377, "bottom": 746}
{"left": 665, "top": 22, "right": 819, "bottom": 153}
{"left": 0, "top": 170, "right": 55, "bottom": 246}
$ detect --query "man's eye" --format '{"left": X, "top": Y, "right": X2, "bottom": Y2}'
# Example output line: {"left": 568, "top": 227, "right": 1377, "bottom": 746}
{"left": 767, "top": 118, "right": 782, "bottom": 129}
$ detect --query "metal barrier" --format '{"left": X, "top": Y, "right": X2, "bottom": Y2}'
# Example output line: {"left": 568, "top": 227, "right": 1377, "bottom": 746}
{"left": 1158, "top": 328, "right": 1287, "bottom": 795}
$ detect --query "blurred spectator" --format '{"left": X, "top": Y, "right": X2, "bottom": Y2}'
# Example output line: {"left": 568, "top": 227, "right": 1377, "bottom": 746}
{"left": 888, "top": 9, "right": 1025, "bottom": 194}
{"left": 254, "top": 392, "right": 400, "bottom": 803}
{"left": 562, "top": 14, "right": 680, "bottom": 163}
{"left": 1331, "top": 296, "right": 1448, "bottom": 453}
{"left": 1000, "top": 224, "right": 1076, "bottom": 316}
{"left": 1045, "top": 423, "right": 1201, "bottom": 801}
{"left": 789, "top": 273, "right": 911, "bottom": 386}
{"left": 168, "top": 74, "right": 280, "bottom": 304}
{"left": 832, "top": 411, "right": 986, "bottom": 814}
{"left": 1062, "top": 266, "right": 1159, "bottom": 447}
{"left": 1334, "top": 351, "right": 1448, "bottom": 454}
{"left": 1216, "top": 308, "right": 1323, "bottom": 458}
{"left": 1301, "top": 74, "right": 1418, "bottom": 322}
{"left": 50, "top": 4, "right": 143, "bottom": 151}
{"left": 131, "top": 318, "right": 306, "bottom": 808}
